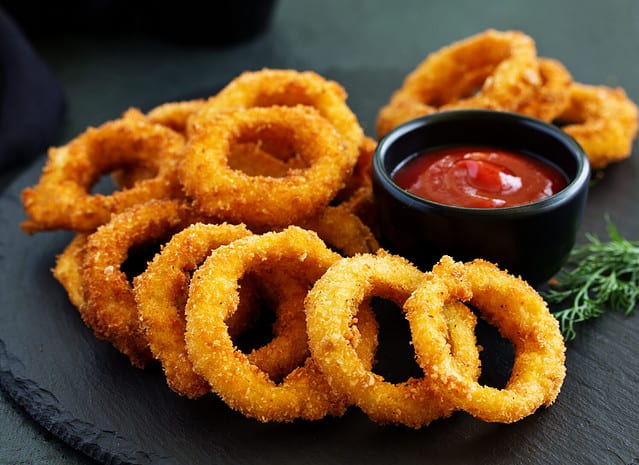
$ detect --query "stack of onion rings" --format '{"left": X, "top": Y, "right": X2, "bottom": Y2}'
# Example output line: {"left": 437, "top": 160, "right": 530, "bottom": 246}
{"left": 376, "top": 29, "right": 541, "bottom": 137}
{"left": 376, "top": 29, "right": 638, "bottom": 169}
{"left": 26, "top": 65, "right": 569, "bottom": 427}
{"left": 184, "top": 226, "right": 378, "bottom": 421}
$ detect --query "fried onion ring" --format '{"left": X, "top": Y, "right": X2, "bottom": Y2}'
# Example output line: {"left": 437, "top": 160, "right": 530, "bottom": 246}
{"left": 180, "top": 106, "right": 358, "bottom": 228}
{"left": 555, "top": 82, "right": 639, "bottom": 169}
{"left": 81, "top": 200, "right": 201, "bottom": 367}
{"left": 404, "top": 256, "right": 566, "bottom": 423}
{"left": 191, "top": 68, "right": 364, "bottom": 154}
{"left": 185, "top": 226, "right": 378, "bottom": 422}
{"left": 376, "top": 29, "right": 541, "bottom": 137}
{"left": 516, "top": 58, "right": 573, "bottom": 122}
{"left": 304, "top": 251, "right": 481, "bottom": 428}
{"left": 21, "top": 116, "right": 185, "bottom": 233}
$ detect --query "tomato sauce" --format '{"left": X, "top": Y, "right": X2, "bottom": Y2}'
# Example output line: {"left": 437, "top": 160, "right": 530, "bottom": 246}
{"left": 391, "top": 146, "right": 567, "bottom": 208}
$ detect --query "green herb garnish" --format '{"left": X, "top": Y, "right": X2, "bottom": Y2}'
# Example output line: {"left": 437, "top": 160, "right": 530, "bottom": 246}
{"left": 542, "top": 217, "right": 639, "bottom": 341}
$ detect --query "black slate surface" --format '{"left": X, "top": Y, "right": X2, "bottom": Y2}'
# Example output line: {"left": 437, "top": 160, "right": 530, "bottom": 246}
{"left": 1, "top": 0, "right": 639, "bottom": 464}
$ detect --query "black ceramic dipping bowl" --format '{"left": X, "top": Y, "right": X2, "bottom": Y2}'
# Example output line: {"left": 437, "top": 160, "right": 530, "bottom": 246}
{"left": 372, "top": 110, "right": 591, "bottom": 286}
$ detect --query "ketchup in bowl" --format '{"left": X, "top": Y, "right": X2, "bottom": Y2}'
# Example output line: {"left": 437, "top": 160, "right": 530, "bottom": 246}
{"left": 391, "top": 146, "right": 567, "bottom": 208}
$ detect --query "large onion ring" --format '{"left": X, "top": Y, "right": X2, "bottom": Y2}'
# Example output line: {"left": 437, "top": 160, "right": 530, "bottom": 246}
{"left": 304, "top": 251, "right": 481, "bottom": 428}
{"left": 185, "top": 226, "right": 378, "bottom": 422}
{"left": 180, "top": 105, "right": 357, "bottom": 228}
{"left": 376, "top": 29, "right": 541, "bottom": 137}
{"left": 21, "top": 116, "right": 185, "bottom": 234}
{"left": 191, "top": 68, "right": 364, "bottom": 154}
{"left": 404, "top": 255, "right": 566, "bottom": 423}
{"left": 555, "top": 82, "right": 639, "bottom": 169}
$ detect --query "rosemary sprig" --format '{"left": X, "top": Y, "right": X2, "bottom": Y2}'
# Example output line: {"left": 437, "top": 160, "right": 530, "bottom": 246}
{"left": 542, "top": 217, "right": 639, "bottom": 341}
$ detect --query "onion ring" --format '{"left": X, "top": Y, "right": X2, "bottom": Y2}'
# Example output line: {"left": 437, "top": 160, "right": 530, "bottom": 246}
{"left": 555, "top": 82, "right": 639, "bottom": 169}
{"left": 81, "top": 199, "right": 201, "bottom": 367}
{"left": 376, "top": 29, "right": 541, "bottom": 137}
{"left": 304, "top": 251, "right": 481, "bottom": 428}
{"left": 179, "top": 105, "right": 358, "bottom": 228}
{"left": 404, "top": 255, "right": 566, "bottom": 423}
{"left": 133, "top": 222, "right": 253, "bottom": 397}
{"left": 21, "top": 116, "right": 185, "bottom": 233}
{"left": 185, "top": 226, "right": 378, "bottom": 422}
{"left": 516, "top": 58, "right": 573, "bottom": 122}
{"left": 191, "top": 68, "right": 364, "bottom": 155}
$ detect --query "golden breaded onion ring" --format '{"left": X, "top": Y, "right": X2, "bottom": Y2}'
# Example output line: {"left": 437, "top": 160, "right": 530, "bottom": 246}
{"left": 404, "top": 256, "right": 566, "bottom": 424}
{"left": 133, "top": 223, "right": 253, "bottom": 398}
{"left": 21, "top": 116, "right": 185, "bottom": 234}
{"left": 555, "top": 82, "right": 639, "bottom": 169}
{"left": 304, "top": 251, "right": 481, "bottom": 428}
{"left": 81, "top": 200, "right": 201, "bottom": 367}
{"left": 180, "top": 106, "right": 358, "bottom": 228}
{"left": 185, "top": 226, "right": 378, "bottom": 422}
{"left": 191, "top": 68, "right": 364, "bottom": 154}
{"left": 376, "top": 29, "right": 541, "bottom": 137}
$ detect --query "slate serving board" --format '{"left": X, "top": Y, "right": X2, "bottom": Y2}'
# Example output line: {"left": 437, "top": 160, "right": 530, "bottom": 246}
{"left": 1, "top": 71, "right": 639, "bottom": 464}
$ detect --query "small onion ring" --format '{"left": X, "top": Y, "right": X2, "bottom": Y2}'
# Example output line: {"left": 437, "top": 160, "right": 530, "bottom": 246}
{"left": 555, "top": 82, "right": 639, "bottom": 169}
{"left": 376, "top": 29, "right": 541, "bottom": 137}
{"left": 21, "top": 116, "right": 185, "bottom": 233}
{"left": 404, "top": 255, "right": 566, "bottom": 424}
{"left": 304, "top": 251, "right": 481, "bottom": 428}
{"left": 180, "top": 106, "right": 358, "bottom": 228}
{"left": 185, "top": 226, "right": 378, "bottom": 422}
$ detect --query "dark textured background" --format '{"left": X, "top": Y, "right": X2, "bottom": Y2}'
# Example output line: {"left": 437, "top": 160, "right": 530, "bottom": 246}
{"left": 1, "top": 0, "right": 638, "bottom": 464}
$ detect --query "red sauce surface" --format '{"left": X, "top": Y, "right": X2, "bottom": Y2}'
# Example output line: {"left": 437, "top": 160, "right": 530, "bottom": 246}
{"left": 392, "top": 146, "right": 567, "bottom": 208}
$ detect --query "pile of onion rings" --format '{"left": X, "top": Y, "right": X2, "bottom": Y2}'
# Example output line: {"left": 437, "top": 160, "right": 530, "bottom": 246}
{"left": 22, "top": 66, "right": 567, "bottom": 427}
{"left": 376, "top": 29, "right": 638, "bottom": 169}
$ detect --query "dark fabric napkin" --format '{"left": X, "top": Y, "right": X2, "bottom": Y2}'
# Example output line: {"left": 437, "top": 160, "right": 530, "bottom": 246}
{"left": 0, "top": 7, "right": 66, "bottom": 169}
